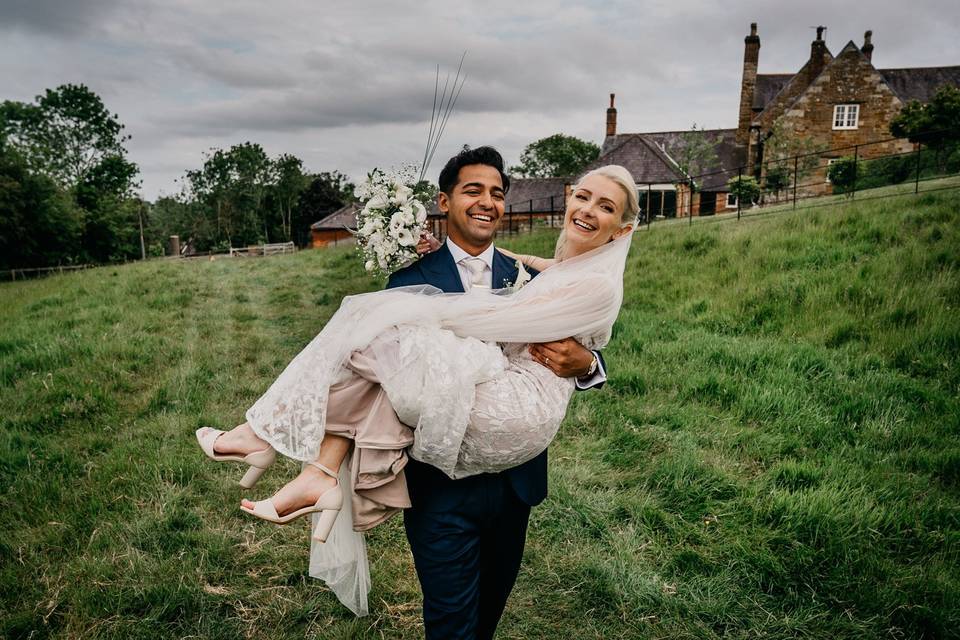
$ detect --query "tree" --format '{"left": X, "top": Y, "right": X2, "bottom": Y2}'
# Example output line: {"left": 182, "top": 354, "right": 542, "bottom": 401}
{"left": 511, "top": 134, "right": 599, "bottom": 178}
{"left": 890, "top": 85, "right": 960, "bottom": 170}
{"left": 762, "top": 120, "right": 825, "bottom": 196}
{"left": 726, "top": 175, "right": 760, "bottom": 206}
{"left": 826, "top": 157, "right": 859, "bottom": 196}
{"left": 0, "top": 144, "right": 83, "bottom": 269}
{"left": 0, "top": 84, "right": 132, "bottom": 189}
{"left": 674, "top": 124, "right": 719, "bottom": 190}
{"left": 269, "top": 154, "right": 308, "bottom": 242}
{"left": 763, "top": 165, "right": 791, "bottom": 200}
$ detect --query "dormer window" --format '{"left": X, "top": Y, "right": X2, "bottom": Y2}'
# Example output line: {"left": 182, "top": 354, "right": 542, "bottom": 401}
{"left": 833, "top": 104, "right": 859, "bottom": 130}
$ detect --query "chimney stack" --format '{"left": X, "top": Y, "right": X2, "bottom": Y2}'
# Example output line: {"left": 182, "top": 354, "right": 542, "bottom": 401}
{"left": 606, "top": 93, "right": 617, "bottom": 137}
{"left": 809, "top": 25, "right": 828, "bottom": 77}
{"left": 861, "top": 30, "right": 874, "bottom": 62}
{"left": 736, "top": 22, "right": 761, "bottom": 146}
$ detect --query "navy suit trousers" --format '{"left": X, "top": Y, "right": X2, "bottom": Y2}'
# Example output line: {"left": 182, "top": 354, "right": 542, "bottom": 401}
{"left": 403, "top": 458, "right": 531, "bottom": 640}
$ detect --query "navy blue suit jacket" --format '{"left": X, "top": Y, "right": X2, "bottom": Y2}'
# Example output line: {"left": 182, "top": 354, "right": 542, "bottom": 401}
{"left": 387, "top": 242, "right": 604, "bottom": 506}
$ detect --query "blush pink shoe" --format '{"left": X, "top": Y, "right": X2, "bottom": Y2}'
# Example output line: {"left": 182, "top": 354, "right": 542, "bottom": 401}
{"left": 195, "top": 426, "right": 276, "bottom": 488}
{"left": 240, "top": 461, "right": 342, "bottom": 543}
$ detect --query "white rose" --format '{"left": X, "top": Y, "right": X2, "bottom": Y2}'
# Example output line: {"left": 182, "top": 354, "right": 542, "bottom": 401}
{"left": 391, "top": 183, "right": 413, "bottom": 205}
{"left": 366, "top": 192, "right": 389, "bottom": 210}
{"left": 389, "top": 210, "right": 406, "bottom": 231}
{"left": 396, "top": 227, "right": 415, "bottom": 247}
{"left": 364, "top": 259, "right": 375, "bottom": 272}
{"left": 413, "top": 200, "right": 427, "bottom": 224}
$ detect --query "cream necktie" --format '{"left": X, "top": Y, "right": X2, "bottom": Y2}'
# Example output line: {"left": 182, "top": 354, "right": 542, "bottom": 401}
{"left": 461, "top": 257, "right": 489, "bottom": 290}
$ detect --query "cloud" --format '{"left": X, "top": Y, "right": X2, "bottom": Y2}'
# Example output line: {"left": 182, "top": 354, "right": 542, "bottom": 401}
{"left": 2, "top": 0, "right": 958, "bottom": 199}
{"left": 0, "top": 0, "right": 121, "bottom": 36}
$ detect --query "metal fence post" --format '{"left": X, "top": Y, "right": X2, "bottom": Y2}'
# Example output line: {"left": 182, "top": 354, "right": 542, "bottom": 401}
{"left": 915, "top": 142, "right": 922, "bottom": 194}
{"left": 737, "top": 167, "right": 742, "bottom": 220}
{"left": 792, "top": 156, "right": 799, "bottom": 210}
{"left": 647, "top": 183, "right": 652, "bottom": 229}
{"left": 852, "top": 144, "right": 859, "bottom": 199}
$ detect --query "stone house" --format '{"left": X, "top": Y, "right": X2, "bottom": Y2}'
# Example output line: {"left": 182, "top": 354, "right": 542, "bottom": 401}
{"left": 740, "top": 24, "right": 959, "bottom": 194}
{"left": 597, "top": 23, "right": 959, "bottom": 216}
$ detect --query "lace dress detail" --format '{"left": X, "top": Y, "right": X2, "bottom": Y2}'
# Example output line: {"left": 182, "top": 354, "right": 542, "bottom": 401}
{"left": 246, "top": 234, "right": 628, "bottom": 474}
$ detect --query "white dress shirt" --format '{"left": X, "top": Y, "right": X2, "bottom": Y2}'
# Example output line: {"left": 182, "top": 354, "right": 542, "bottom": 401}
{"left": 445, "top": 237, "right": 607, "bottom": 390}
{"left": 446, "top": 237, "right": 495, "bottom": 291}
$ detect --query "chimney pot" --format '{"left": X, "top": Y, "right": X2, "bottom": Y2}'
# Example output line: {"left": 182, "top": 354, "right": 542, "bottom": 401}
{"left": 816, "top": 26, "right": 825, "bottom": 41}
{"left": 861, "top": 29, "right": 874, "bottom": 61}
{"left": 750, "top": 22, "right": 757, "bottom": 36}
{"left": 605, "top": 94, "right": 617, "bottom": 137}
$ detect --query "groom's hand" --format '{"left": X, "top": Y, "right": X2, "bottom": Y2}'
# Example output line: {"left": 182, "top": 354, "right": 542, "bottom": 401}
{"left": 529, "top": 338, "right": 594, "bottom": 378}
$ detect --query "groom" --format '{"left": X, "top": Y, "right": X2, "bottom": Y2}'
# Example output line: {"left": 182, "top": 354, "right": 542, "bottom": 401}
{"left": 387, "top": 146, "right": 607, "bottom": 639}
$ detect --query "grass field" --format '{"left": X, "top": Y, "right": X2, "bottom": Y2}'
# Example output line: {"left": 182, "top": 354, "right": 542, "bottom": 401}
{"left": 2, "top": 189, "right": 959, "bottom": 639}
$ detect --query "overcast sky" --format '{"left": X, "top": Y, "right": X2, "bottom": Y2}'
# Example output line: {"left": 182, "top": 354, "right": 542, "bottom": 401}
{"left": 2, "top": 0, "right": 957, "bottom": 200}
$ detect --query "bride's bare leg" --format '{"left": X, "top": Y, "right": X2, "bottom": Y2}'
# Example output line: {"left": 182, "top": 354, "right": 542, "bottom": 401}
{"left": 212, "top": 421, "right": 270, "bottom": 456}
{"left": 240, "top": 433, "right": 350, "bottom": 516}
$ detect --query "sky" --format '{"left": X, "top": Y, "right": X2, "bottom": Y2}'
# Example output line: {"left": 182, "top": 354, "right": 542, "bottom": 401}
{"left": 1, "top": 0, "right": 958, "bottom": 200}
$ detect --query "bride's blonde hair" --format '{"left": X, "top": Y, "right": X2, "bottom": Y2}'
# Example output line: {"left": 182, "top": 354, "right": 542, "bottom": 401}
{"left": 554, "top": 165, "right": 639, "bottom": 260}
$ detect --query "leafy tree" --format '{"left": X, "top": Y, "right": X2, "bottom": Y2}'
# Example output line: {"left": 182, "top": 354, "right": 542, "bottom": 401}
{"left": 674, "top": 124, "right": 719, "bottom": 190}
{"left": 726, "top": 175, "right": 760, "bottom": 206}
{"left": 827, "top": 157, "right": 859, "bottom": 195}
{"left": 0, "top": 144, "right": 83, "bottom": 269}
{"left": 293, "top": 170, "right": 355, "bottom": 243}
{"left": 762, "top": 120, "right": 826, "bottom": 193}
{"left": 0, "top": 84, "right": 132, "bottom": 189}
{"left": 890, "top": 85, "right": 960, "bottom": 170}
{"left": 269, "top": 154, "right": 308, "bottom": 242}
{"left": 511, "top": 134, "right": 599, "bottom": 178}
{"left": 763, "top": 165, "right": 791, "bottom": 200}
{"left": 75, "top": 155, "right": 142, "bottom": 262}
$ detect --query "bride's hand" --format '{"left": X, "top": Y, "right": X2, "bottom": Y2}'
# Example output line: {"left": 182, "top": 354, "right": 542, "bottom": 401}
{"left": 416, "top": 232, "right": 442, "bottom": 255}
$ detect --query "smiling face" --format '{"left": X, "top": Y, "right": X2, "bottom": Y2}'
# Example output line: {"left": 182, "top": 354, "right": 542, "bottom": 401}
{"left": 439, "top": 164, "right": 505, "bottom": 255}
{"left": 562, "top": 173, "right": 632, "bottom": 257}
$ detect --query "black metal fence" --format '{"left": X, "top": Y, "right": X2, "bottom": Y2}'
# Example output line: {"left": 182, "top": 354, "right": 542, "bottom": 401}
{"left": 495, "top": 129, "right": 960, "bottom": 235}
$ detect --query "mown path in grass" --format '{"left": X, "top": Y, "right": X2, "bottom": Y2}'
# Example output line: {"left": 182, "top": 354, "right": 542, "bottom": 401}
{"left": 2, "top": 191, "right": 958, "bottom": 639}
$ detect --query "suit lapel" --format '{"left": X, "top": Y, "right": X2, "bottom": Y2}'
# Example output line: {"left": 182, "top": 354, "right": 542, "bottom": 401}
{"left": 422, "top": 243, "right": 465, "bottom": 293}
{"left": 492, "top": 248, "right": 519, "bottom": 291}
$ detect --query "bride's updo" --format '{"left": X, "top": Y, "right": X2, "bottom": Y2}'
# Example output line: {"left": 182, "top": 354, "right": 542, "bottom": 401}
{"left": 554, "top": 164, "right": 639, "bottom": 260}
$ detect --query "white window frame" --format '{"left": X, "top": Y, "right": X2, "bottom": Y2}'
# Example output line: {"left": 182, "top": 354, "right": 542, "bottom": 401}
{"left": 833, "top": 104, "right": 859, "bottom": 130}
{"left": 825, "top": 158, "right": 840, "bottom": 183}
{"left": 726, "top": 193, "right": 738, "bottom": 208}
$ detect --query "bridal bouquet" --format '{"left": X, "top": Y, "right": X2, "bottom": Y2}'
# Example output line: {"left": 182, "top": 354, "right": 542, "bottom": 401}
{"left": 355, "top": 167, "right": 430, "bottom": 276}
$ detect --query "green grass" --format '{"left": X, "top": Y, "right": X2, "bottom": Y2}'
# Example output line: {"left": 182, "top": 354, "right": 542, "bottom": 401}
{"left": 2, "top": 189, "right": 959, "bottom": 638}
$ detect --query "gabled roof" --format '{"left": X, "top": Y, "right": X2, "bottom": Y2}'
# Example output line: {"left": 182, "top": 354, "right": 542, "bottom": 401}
{"left": 311, "top": 203, "right": 358, "bottom": 231}
{"left": 597, "top": 129, "right": 745, "bottom": 190}
{"left": 753, "top": 74, "right": 793, "bottom": 110}
{"left": 753, "top": 48, "right": 834, "bottom": 128}
{"left": 879, "top": 66, "right": 960, "bottom": 103}
{"left": 590, "top": 134, "right": 687, "bottom": 184}
{"left": 751, "top": 46, "right": 959, "bottom": 114}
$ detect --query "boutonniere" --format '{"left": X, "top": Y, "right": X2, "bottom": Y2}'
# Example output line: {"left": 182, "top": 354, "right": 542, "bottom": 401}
{"left": 502, "top": 259, "right": 532, "bottom": 292}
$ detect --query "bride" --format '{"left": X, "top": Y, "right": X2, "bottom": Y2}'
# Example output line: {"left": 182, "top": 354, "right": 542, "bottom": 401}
{"left": 196, "top": 163, "right": 638, "bottom": 612}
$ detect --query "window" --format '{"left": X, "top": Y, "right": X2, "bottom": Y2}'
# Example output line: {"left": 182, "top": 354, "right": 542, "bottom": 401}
{"left": 726, "top": 193, "right": 738, "bottom": 207}
{"left": 825, "top": 158, "right": 840, "bottom": 183}
{"left": 833, "top": 104, "right": 859, "bottom": 130}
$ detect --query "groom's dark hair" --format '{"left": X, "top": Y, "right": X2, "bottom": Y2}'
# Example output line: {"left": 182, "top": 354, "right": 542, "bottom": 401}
{"left": 438, "top": 145, "right": 511, "bottom": 196}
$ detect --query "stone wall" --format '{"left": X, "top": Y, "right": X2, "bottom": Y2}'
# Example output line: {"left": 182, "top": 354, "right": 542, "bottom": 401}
{"left": 768, "top": 43, "right": 913, "bottom": 195}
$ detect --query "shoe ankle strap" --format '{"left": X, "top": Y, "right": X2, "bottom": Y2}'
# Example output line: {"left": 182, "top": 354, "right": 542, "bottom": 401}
{"left": 306, "top": 460, "right": 339, "bottom": 479}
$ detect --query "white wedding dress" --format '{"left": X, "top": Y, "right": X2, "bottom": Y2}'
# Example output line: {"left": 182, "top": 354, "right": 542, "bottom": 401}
{"left": 244, "top": 231, "right": 632, "bottom": 615}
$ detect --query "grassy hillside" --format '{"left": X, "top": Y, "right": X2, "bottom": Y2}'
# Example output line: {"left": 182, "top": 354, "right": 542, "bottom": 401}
{"left": 2, "top": 190, "right": 958, "bottom": 639}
